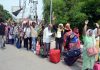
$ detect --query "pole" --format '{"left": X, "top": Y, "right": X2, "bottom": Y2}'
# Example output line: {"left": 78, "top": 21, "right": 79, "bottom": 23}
{"left": 22, "top": 0, "right": 26, "bottom": 19}
{"left": 33, "top": 0, "right": 38, "bottom": 23}
{"left": 35, "top": 2, "right": 38, "bottom": 24}
{"left": 50, "top": 0, "right": 52, "bottom": 24}
{"left": 19, "top": 0, "right": 21, "bottom": 8}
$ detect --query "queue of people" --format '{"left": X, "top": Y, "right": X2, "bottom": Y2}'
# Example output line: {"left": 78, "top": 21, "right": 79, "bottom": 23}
{"left": 0, "top": 19, "right": 100, "bottom": 70}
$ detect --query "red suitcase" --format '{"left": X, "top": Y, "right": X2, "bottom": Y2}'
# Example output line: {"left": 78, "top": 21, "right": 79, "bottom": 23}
{"left": 49, "top": 49, "right": 60, "bottom": 63}
{"left": 36, "top": 41, "right": 40, "bottom": 55}
{"left": 94, "top": 62, "right": 100, "bottom": 70}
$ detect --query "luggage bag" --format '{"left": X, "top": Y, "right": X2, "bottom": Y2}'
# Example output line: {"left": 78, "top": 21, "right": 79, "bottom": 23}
{"left": 49, "top": 49, "right": 60, "bottom": 63}
{"left": 63, "top": 48, "right": 81, "bottom": 66}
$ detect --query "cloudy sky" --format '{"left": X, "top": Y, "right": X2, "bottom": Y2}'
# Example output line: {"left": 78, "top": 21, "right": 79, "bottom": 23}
{"left": 0, "top": 0, "right": 43, "bottom": 20}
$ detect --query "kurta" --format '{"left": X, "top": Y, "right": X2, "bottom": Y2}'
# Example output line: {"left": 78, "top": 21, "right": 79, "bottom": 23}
{"left": 82, "top": 35, "right": 96, "bottom": 70}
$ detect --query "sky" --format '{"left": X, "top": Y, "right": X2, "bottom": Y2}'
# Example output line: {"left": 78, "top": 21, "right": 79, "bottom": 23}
{"left": 0, "top": 0, "right": 43, "bottom": 20}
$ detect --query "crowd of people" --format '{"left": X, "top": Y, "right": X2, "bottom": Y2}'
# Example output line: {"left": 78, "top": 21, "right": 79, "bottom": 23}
{"left": 0, "top": 19, "right": 100, "bottom": 70}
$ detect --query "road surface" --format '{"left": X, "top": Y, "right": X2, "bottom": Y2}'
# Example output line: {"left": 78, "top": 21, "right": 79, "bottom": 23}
{"left": 0, "top": 42, "right": 82, "bottom": 70}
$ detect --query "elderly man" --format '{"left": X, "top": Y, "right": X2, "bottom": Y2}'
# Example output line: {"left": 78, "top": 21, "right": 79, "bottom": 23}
{"left": 43, "top": 24, "right": 53, "bottom": 56}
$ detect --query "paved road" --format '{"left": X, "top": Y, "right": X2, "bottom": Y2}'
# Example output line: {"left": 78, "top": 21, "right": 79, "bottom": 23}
{"left": 0, "top": 43, "right": 81, "bottom": 70}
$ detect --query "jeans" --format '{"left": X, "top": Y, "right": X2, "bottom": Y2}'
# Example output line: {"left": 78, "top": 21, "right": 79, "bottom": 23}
{"left": 32, "top": 37, "right": 37, "bottom": 51}
{"left": 44, "top": 43, "right": 50, "bottom": 55}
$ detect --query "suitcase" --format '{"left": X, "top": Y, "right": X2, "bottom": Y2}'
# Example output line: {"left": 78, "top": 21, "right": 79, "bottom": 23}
{"left": 94, "top": 62, "right": 100, "bottom": 70}
{"left": 36, "top": 41, "right": 40, "bottom": 55}
{"left": 49, "top": 49, "right": 60, "bottom": 63}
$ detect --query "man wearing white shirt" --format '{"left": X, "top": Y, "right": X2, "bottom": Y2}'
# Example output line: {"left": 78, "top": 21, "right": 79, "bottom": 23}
{"left": 23, "top": 21, "right": 32, "bottom": 50}
{"left": 43, "top": 24, "right": 53, "bottom": 55}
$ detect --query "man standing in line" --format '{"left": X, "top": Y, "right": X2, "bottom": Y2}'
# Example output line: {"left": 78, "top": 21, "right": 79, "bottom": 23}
{"left": 43, "top": 24, "right": 53, "bottom": 56}
{"left": 0, "top": 21, "right": 6, "bottom": 48}
{"left": 23, "top": 20, "right": 32, "bottom": 50}
{"left": 31, "top": 22, "right": 37, "bottom": 53}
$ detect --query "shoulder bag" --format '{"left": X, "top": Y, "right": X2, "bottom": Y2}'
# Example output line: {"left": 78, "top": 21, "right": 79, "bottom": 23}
{"left": 86, "top": 38, "right": 98, "bottom": 57}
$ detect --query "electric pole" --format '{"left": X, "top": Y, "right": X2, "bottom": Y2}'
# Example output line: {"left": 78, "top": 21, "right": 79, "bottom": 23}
{"left": 50, "top": 0, "right": 52, "bottom": 24}
{"left": 33, "top": 0, "right": 38, "bottom": 24}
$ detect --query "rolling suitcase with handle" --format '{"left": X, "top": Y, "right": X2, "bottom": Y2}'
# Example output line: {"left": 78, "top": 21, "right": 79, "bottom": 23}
{"left": 49, "top": 49, "right": 60, "bottom": 63}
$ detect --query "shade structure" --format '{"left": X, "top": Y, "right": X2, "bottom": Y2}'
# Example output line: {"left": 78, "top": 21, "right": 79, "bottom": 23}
{"left": 12, "top": 8, "right": 22, "bottom": 16}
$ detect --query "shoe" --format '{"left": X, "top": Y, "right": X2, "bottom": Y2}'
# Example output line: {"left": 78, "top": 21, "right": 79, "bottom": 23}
{"left": 34, "top": 51, "right": 36, "bottom": 54}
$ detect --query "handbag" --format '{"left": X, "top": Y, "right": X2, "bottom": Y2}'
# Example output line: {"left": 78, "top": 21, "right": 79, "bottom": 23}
{"left": 87, "top": 47, "right": 98, "bottom": 56}
{"left": 87, "top": 38, "right": 98, "bottom": 57}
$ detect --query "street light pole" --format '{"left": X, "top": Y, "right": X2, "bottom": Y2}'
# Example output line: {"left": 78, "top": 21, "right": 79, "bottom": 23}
{"left": 33, "top": 0, "right": 38, "bottom": 23}
{"left": 50, "top": 0, "right": 52, "bottom": 24}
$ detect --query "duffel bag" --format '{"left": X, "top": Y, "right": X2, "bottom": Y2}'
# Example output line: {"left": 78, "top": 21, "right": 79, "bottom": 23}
{"left": 63, "top": 48, "right": 81, "bottom": 58}
{"left": 40, "top": 47, "right": 47, "bottom": 58}
{"left": 64, "top": 56, "right": 80, "bottom": 66}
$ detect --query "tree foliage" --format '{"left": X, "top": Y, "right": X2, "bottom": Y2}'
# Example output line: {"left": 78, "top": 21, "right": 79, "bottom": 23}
{"left": 43, "top": 0, "right": 100, "bottom": 28}
{"left": 0, "top": 4, "right": 12, "bottom": 22}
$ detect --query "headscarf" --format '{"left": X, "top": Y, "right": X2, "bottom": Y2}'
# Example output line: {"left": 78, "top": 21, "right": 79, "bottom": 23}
{"left": 86, "top": 29, "right": 93, "bottom": 36}
{"left": 65, "top": 23, "right": 71, "bottom": 30}
{"left": 73, "top": 27, "right": 80, "bottom": 37}
{"left": 58, "top": 23, "right": 64, "bottom": 30}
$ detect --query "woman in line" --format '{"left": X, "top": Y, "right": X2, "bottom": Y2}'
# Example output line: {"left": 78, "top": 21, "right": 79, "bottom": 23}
{"left": 55, "top": 23, "right": 64, "bottom": 53}
{"left": 82, "top": 20, "right": 99, "bottom": 70}
{"left": 63, "top": 23, "right": 72, "bottom": 50}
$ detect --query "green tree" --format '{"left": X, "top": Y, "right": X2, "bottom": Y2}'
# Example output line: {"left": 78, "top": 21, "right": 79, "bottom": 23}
{"left": 0, "top": 4, "right": 12, "bottom": 22}
{"left": 43, "top": 0, "right": 100, "bottom": 26}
